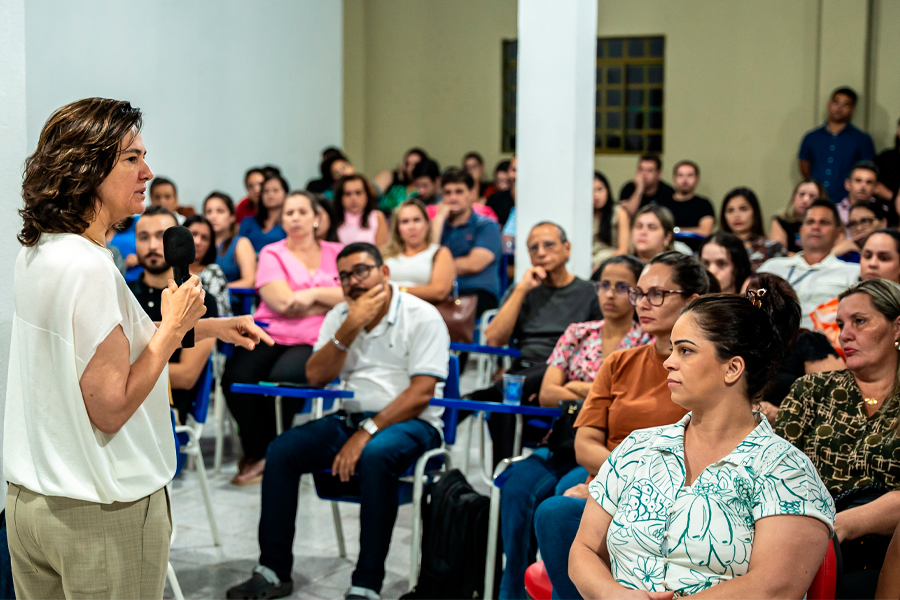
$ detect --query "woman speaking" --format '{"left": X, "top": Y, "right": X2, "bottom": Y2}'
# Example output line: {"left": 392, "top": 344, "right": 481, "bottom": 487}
{"left": 4, "top": 98, "right": 272, "bottom": 599}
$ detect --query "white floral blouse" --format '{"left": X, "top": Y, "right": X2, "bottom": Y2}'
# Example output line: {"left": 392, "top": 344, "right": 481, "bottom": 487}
{"left": 589, "top": 412, "right": 835, "bottom": 596}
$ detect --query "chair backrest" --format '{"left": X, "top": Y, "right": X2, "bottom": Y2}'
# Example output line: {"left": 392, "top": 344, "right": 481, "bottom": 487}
{"left": 806, "top": 536, "right": 840, "bottom": 600}
{"left": 190, "top": 359, "right": 215, "bottom": 424}
{"left": 441, "top": 355, "right": 461, "bottom": 445}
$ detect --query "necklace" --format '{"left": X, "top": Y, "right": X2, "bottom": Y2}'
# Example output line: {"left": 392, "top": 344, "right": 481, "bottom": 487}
{"left": 864, "top": 397, "right": 881, "bottom": 406}
{"left": 82, "top": 233, "right": 112, "bottom": 257}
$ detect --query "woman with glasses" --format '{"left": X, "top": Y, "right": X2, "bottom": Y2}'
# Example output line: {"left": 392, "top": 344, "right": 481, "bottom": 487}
{"left": 498, "top": 255, "right": 652, "bottom": 599}
{"left": 833, "top": 200, "right": 888, "bottom": 263}
{"left": 533, "top": 251, "right": 710, "bottom": 599}
{"left": 223, "top": 191, "right": 345, "bottom": 485}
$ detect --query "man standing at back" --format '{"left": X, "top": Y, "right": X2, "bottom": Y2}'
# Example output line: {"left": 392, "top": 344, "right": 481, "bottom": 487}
{"left": 618, "top": 154, "right": 674, "bottom": 217}
{"left": 799, "top": 87, "right": 876, "bottom": 198}
{"left": 758, "top": 199, "right": 859, "bottom": 329}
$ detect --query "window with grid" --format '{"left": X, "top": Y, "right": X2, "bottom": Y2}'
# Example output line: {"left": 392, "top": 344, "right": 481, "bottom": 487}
{"left": 501, "top": 36, "right": 665, "bottom": 154}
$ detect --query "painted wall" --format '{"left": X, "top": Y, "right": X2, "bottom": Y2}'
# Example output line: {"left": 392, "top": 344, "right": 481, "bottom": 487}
{"left": 25, "top": 0, "right": 343, "bottom": 209}
{"left": 345, "top": 0, "right": 897, "bottom": 223}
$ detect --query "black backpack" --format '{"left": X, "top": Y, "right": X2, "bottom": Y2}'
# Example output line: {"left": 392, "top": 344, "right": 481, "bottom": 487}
{"left": 402, "top": 469, "right": 501, "bottom": 600}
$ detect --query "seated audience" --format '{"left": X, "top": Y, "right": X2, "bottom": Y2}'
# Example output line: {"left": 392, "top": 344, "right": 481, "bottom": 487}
{"left": 776, "top": 278, "right": 900, "bottom": 599}
{"left": 628, "top": 204, "right": 692, "bottom": 262}
{"left": 570, "top": 275, "right": 834, "bottom": 598}
{"left": 482, "top": 159, "right": 511, "bottom": 200}
{"left": 226, "top": 243, "right": 450, "bottom": 600}
{"left": 375, "top": 147, "right": 428, "bottom": 213}
{"left": 411, "top": 159, "right": 441, "bottom": 205}
{"left": 758, "top": 199, "right": 859, "bottom": 329}
{"left": 591, "top": 171, "right": 617, "bottom": 270}
{"left": 771, "top": 179, "right": 826, "bottom": 254}
{"left": 662, "top": 160, "right": 715, "bottom": 236}
{"left": 498, "top": 255, "right": 651, "bottom": 599}
{"left": 238, "top": 172, "right": 288, "bottom": 253}
{"left": 333, "top": 174, "right": 389, "bottom": 247}
{"left": 235, "top": 167, "right": 265, "bottom": 224}
{"left": 471, "top": 222, "right": 601, "bottom": 463}
{"left": 463, "top": 151, "right": 490, "bottom": 199}
{"left": 315, "top": 196, "right": 337, "bottom": 242}
{"left": 433, "top": 168, "right": 503, "bottom": 317}
{"left": 799, "top": 86, "right": 876, "bottom": 199}
{"left": 149, "top": 176, "right": 195, "bottom": 224}
{"left": 486, "top": 156, "right": 516, "bottom": 227}
{"left": 106, "top": 215, "right": 140, "bottom": 280}
{"left": 427, "top": 168, "right": 498, "bottom": 222}
{"left": 223, "top": 191, "right": 344, "bottom": 485}
{"left": 876, "top": 520, "right": 900, "bottom": 599}
{"left": 833, "top": 199, "right": 888, "bottom": 263}
{"left": 382, "top": 198, "right": 455, "bottom": 304}
{"left": 861, "top": 229, "right": 900, "bottom": 282}
{"left": 719, "top": 186, "right": 787, "bottom": 271}
{"left": 185, "top": 215, "right": 233, "bottom": 317}
{"left": 699, "top": 232, "right": 752, "bottom": 294}
{"left": 535, "top": 252, "right": 710, "bottom": 598}
{"left": 874, "top": 117, "right": 900, "bottom": 209}
{"left": 837, "top": 160, "right": 882, "bottom": 225}
{"left": 204, "top": 191, "right": 257, "bottom": 288}
{"left": 128, "top": 206, "right": 218, "bottom": 423}
{"left": 306, "top": 147, "right": 345, "bottom": 195}
{"left": 618, "top": 154, "right": 674, "bottom": 218}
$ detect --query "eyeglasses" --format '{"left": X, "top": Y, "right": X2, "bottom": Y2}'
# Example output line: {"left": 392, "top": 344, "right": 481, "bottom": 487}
{"left": 848, "top": 217, "right": 876, "bottom": 230}
{"left": 596, "top": 281, "right": 631, "bottom": 296}
{"left": 335, "top": 263, "right": 378, "bottom": 285}
{"left": 527, "top": 240, "right": 559, "bottom": 254}
{"left": 628, "top": 286, "right": 687, "bottom": 306}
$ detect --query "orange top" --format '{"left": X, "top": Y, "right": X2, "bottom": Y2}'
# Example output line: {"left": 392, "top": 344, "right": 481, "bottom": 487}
{"left": 574, "top": 344, "right": 688, "bottom": 452}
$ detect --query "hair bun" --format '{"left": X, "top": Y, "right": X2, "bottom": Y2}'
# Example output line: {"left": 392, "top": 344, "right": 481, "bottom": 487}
{"left": 746, "top": 273, "right": 801, "bottom": 356}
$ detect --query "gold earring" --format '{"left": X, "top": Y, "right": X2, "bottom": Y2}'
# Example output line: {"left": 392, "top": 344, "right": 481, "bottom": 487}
{"left": 895, "top": 339, "right": 899, "bottom": 351}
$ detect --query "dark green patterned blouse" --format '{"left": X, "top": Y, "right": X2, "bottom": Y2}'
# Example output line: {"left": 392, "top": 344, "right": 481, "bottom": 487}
{"left": 774, "top": 369, "right": 900, "bottom": 496}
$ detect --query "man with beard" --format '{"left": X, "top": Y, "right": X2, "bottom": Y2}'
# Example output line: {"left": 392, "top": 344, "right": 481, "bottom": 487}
{"left": 226, "top": 242, "right": 450, "bottom": 600}
{"left": 127, "top": 206, "right": 218, "bottom": 422}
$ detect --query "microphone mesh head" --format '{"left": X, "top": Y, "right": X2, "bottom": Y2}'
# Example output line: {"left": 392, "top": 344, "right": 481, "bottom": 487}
{"left": 163, "top": 225, "right": 196, "bottom": 266}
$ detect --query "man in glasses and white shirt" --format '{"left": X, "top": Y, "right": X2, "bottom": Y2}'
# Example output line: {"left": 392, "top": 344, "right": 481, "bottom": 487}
{"left": 758, "top": 199, "right": 859, "bottom": 329}
{"left": 227, "top": 242, "right": 450, "bottom": 600}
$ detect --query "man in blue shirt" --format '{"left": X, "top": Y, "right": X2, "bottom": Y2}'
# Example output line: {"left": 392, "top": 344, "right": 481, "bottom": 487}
{"left": 433, "top": 167, "right": 502, "bottom": 316}
{"left": 799, "top": 87, "right": 876, "bottom": 197}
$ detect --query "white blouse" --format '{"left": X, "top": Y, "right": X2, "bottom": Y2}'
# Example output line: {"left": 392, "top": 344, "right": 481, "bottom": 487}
{"left": 4, "top": 234, "right": 176, "bottom": 503}
{"left": 384, "top": 244, "right": 440, "bottom": 288}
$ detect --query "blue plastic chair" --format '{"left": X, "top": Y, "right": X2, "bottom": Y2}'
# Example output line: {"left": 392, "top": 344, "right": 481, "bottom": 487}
{"left": 173, "top": 359, "right": 220, "bottom": 547}
{"left": 311, "top": 355, "right": 461, "bottom": 590}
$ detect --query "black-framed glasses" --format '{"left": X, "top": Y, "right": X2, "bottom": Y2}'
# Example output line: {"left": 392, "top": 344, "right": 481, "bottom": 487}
{"left": 628, "top": 286, "right": 687, "bottom": 306}
{"left": 596, "top": 281, "right": 631, "bottom": 296}
{"left": 848, "top": 217, "right": 876, "bottom": 230}
{"left": 527, "top": 240, "right": 559, "bottom": 254}
{"left": 335, "top": 263, "right": 378, "bottom": 285}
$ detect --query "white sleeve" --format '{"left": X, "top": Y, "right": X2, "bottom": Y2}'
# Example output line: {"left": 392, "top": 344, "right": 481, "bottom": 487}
{"left": 70, "top": 260, "right": 126, "bottom": 379}
{"left": 407, "top": 310, "right": 450, "bottom": 380}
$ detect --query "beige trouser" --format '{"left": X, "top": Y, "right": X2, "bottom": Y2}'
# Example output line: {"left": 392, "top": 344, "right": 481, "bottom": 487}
{"left": 6, "top": 483, "right": 172, "bottom": 600}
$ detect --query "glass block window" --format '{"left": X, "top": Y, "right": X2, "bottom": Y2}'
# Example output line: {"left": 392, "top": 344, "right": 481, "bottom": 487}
{"left": 501, "top": 36, "right": 665, "bottom": 154}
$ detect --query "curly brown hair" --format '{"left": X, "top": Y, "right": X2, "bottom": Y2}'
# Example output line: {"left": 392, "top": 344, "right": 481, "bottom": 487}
{"left": 18, "top": 98, "right": 143, "bottom": 246}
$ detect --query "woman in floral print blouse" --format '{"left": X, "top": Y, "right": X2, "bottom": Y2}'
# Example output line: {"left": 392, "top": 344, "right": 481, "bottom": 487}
{"left": 571, "top": 274, "right": 835, "bottom": 598}
{"left": 776, "top": 278, "right": 900, "bottom": 597}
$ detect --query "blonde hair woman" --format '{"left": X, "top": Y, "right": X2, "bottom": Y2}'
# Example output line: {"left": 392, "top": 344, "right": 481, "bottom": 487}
{"left": 382, "top": 198, "right": 455, "bottom": 303}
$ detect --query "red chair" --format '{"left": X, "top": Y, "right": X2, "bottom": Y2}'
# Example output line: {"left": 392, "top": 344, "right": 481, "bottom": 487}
{"left": 523, "top": 539, "right": 840, "bottom": 600}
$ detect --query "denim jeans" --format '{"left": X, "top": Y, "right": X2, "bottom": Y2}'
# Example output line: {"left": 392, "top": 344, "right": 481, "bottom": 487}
{"left": 534, "top": 495, "right": 587, "bottom": 600}
{"left": 498, "top": 448, "right": 586, "bottom": 599}
{"left": 258, "top": 414, "right": 441, "bottom": 593}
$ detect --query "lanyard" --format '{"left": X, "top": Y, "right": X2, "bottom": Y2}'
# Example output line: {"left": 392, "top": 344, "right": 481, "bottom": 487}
{"left": 786, "top": 265, "right": 816, "bottom": 288}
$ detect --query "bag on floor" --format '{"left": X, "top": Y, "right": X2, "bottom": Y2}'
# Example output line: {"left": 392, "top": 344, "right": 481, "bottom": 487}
{"left": 402, "top": 469, "right": 501, "bottom": 600}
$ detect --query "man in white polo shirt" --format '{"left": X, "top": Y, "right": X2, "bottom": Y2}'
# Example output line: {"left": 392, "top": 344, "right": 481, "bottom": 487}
{"left": 758, "top": 199, "right": 859, "bottom": 328}
{"left": 227, "top": 242, "right": 450, "bottom": 600}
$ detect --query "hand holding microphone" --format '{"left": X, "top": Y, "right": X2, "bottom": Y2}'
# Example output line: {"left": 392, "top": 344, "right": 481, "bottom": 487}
{"left": 162, "top": 226, "right": 205, "bottom": 347}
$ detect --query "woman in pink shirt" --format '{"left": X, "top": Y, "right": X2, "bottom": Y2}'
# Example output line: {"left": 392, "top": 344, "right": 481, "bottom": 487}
{"left": 333, "top": 173, "right": 389, "bottom": 246}
{"left": 223, "top": 191, "right": 344, "bottom": 485}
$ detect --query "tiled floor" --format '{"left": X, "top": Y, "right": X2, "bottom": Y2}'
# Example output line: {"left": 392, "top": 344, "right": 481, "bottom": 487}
{"left": 166, "top": 365, "right": 496, "bottom": 599}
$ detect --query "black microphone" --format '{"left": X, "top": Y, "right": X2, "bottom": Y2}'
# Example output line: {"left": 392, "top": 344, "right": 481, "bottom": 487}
{"left": 163, "top": 225, "right": 197, "bottom": 348}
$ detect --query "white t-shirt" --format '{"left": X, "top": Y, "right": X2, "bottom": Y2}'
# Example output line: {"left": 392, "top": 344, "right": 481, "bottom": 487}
{"left": 4, "top": 233, "right": 176, "bottom": 503}
{"left": 384, "top": 244, "right": 440, "bottom": 288}
{"left": 313, "top": 282, "right": 450, "bottom": 432}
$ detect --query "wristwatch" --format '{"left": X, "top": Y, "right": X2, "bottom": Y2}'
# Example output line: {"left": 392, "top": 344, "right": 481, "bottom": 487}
{"left": 359, "top": 418, "right": 379, "bottom": 436}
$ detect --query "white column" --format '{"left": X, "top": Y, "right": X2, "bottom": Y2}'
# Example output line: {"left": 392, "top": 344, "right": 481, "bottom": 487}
{"left": 0, "top": 0, "right": 27, "bottom": 496}
{"left": 515, "top": 0, "right": 598, "bottom": 281}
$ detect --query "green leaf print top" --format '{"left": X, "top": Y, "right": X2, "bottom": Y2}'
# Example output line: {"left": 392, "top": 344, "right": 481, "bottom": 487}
{"left": 589, "top": 412, "right": 836, "bottom": 596}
